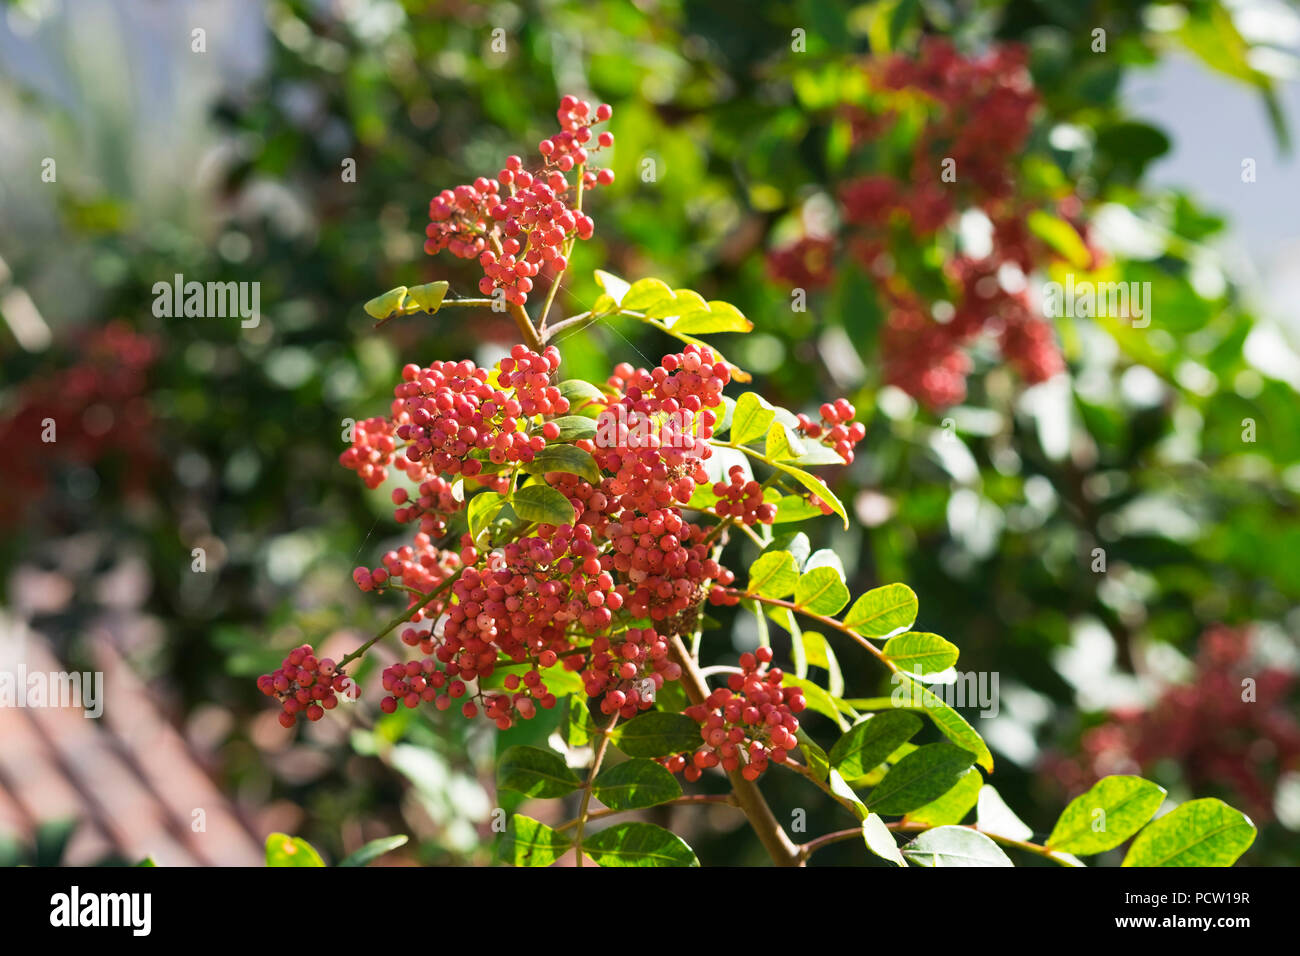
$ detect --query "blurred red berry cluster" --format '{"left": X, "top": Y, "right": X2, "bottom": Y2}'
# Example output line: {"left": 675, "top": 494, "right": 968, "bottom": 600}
{"left": 0, "top": 321, "right": 158, "bottom": 526}
{"left": 1042, "top": 626, "right": 1300, "bottom": 821}
{"left": 765, "top": 39, "right": 1102, "bottom": 408}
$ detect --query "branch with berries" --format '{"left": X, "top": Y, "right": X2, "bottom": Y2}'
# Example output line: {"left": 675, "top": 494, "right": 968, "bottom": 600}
{"left": 258, "top": 96, "right": 1258, "bottom": 870}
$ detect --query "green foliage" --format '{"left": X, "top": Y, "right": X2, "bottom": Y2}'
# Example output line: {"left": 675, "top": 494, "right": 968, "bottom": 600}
{"left": 6, "top": 0, "right": 1286, "bottom": 871}
{"left": 338, "top": 835, "right": 410, "bottom": 868}
{"left": 866, "top": 743, "right": 977, "bottom": 816}
{"left": 265, "top": 833, "right": 326, "bottom": 868}
{"left": 521, "top": 445, "right": 601, "bottom": 483}
{"left": 592, "top": 760, "right": 682, "bottom": 811}
{"left": 497, "top": 747, "right": 583, "bottom": 799}
{"left": 509, "top": 484, "right": 576, "bottom": 525}
{"left": 1121, "top": 799, "right": 1257, "bottom": 867}
{"left": 1047, "top": 776, "right": 1167, "bottom": 855}
{"left": 881, "top": 632, "right": 959, "bottom": 676}
{"left": 609, "top": 712, "right": 702, "bottom": 757}
{"left": 830, "top": 711, "right": 923, "bottom": 779}
{"left": 902, "top": 827, "right": 1013, "bottom": 868}
{"left": 843, "top": 585, "right": 919, "bottom": 637}
{"left": 583, "top": 822, "right": 699, "bottom": 867}
{"left": 498, "top": 816, "right": 572, "bottom": 868}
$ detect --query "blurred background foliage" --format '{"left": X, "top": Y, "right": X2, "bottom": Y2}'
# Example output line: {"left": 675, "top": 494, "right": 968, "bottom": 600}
{"left": 0, "top": 0, "right": 1297, "bottom": 865}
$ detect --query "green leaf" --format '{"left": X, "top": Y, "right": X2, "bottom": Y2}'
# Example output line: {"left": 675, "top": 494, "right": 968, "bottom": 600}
{"left": 730, "top": 392, "right": 775, "bottom": 445}
{"left": 794, "top": 566, "right": 850, "bottom": 616}
{"left": 843, "top": 584, "right": 919, "bottom": 637}
{"left": 894, "top": 675, "right": 994, "bottom": 773}
{"left": 862, "top": 812, "right": 906, "bottom": 867}
{"left": 497, "top": 745, "right": 582, "bottom": 798}
{"left": 1121, "top": 798, "right": 1256, "bottom": 867}
{"left": 829, "top": 710, "right": 923, "bottom": 779}
{"left": 135, "top": 857, "right": 157, "bottom": 867}
{"left": 903, "top": 768, "right": 982, "bottom": 827}
{"left": 976, "top": 786, "right": 1033, "bottom": 842}
{"left": 767, "top": 530, "right": 811, "bottom": 568}
{"left": 551, "top": 416, "right": 598, "bottom": 442}
{"left": 405, "top": 280, "right": 449, "bottom": 313}
{"left": 363, "top": 286, "right": 407, "bottom": 319}
{"left": 591, "top": 293, "right": 619, "bottom": 315}
{"left": 672, "top": 301, "right": 754, "bottom": 335}
{"left": 467, "top": 491, "right": 506, "bottom": 541}
{"left": 803, "top": 548, "right": 844, "bottom": 576}
{"left": 795, "top": 727, "right": 831, "bottom": 781}
{"left": 801, "top": 630, "right": 843, "bottom": 697}
{"left": 772, "top": 461, "right": 848, "bottom": 529}
{"left": 557, "top": 380, "right": 605, "bottom": 410}
{"left": 621, "top": 277, "right": 675, "bottom": 311}
{"left": 265, "top": 833, "right": 326, "bottom": 867}
{"left": 829, "top": 768, "right": 870, "bottom": 820}
{"left": 902, "top": 826, "right": 1013, "bottom": 867}
{"left": 765, "top": 421, "right": 804, "bottom": 462}
{"left": 1047, "top": 776, "right": 1167, "bottom": 855}
{"left": 338, "top": 834, "right": 409, "bottom": 867}
{"left": 610, "top": 711, "right": 701, "bottom": 757}
{"left": 647, "top": 288, "right": 704, "bottom": 319}
{"left": 882, "top": 632, "right": 959, "bottom": 676}
{"left": 584, "top": 822, "right": 698, "bottom": 867}
{"left": 866, "top": 742, "right": 977, "bottom": 816}
{"left": 498, "top": 814, "right": 571, "bottom": 867}
{"left": 522, "top": 444, "right": 600, "bottom": 483}
{"left": 1178, "top": 1, "right": 1288, "bottom": 149}
{"left": 593, "top": 269, "right": 630, "bottom": 305}
{"left": 794, "top": 443, "right": 849, "bottom": 466}
{"left": 747, "top": 550, "right": 799, "bottom": 599}
{"left": 562, "top": 695, "right": 599, "bottom": 748}
{"left": 510, "top": 484, "right": 575, "bottom": 525}
{"left": 592, "top": 759, "right": 682, "bottom": 810}
{"left": 770, "top": 494, "right": 826, "bottom": 524}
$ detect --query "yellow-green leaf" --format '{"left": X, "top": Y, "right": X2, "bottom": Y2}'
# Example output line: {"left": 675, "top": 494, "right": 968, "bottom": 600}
{"left": 364, "top": 286, "right": 408, "bottom": 320}
{"left": 265, "top": 833, "right": 325, "bottom": 867}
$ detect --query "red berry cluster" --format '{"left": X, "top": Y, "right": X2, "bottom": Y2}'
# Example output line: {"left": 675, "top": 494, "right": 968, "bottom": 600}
{"left": 712, "top": 465, "right": 776, "bottom": 525}
{"left": 426, "top": 180, "right": 499, "bottom": 260}
{"left": 324, "top": 343, "right": 759, "bottom": 731}
{"left": 662, "top": 648, "right": 805, "bottom": 782}
{"left": 605, "top": 509, "right": 733, "bottom": 625}
{"left": 339, "top": 417, "right": 396, "bottom": 490}
{"left": 765, "top": 39, "right": 1078, "bottom": 408}
{"left": 427, "top": 96, "right": 614, "bottom": 306}
{"left": 391, "top": 477, "right": 460, "bottom": 536}
{"left": 1041, "top": 626, "right": 1300, "bottom": 821}
{"left": 542, "top": 95, "right": 615, "bottom": 174}
{"left": 595, "top": 344, "right": 729, "bottom": 513}
{"left": 310, "top": 93, "right": 859, "bottom": 743}
{"left": 377, "top": 656, "right": 553, "bottom": 729}
{"left": 257, "top": 645, "right": 346, "bottom": 728}
{"left": 583, "top": 627, "right": 682, "bottom": 717}
{"left": 795, "top": 398, "right": 867, "bottom": 463}
{"left": 353, "top": 531, "right": 459, "bottom": 608}
{"left": 339, "top": 345, "right": 568, "bottom": 498}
